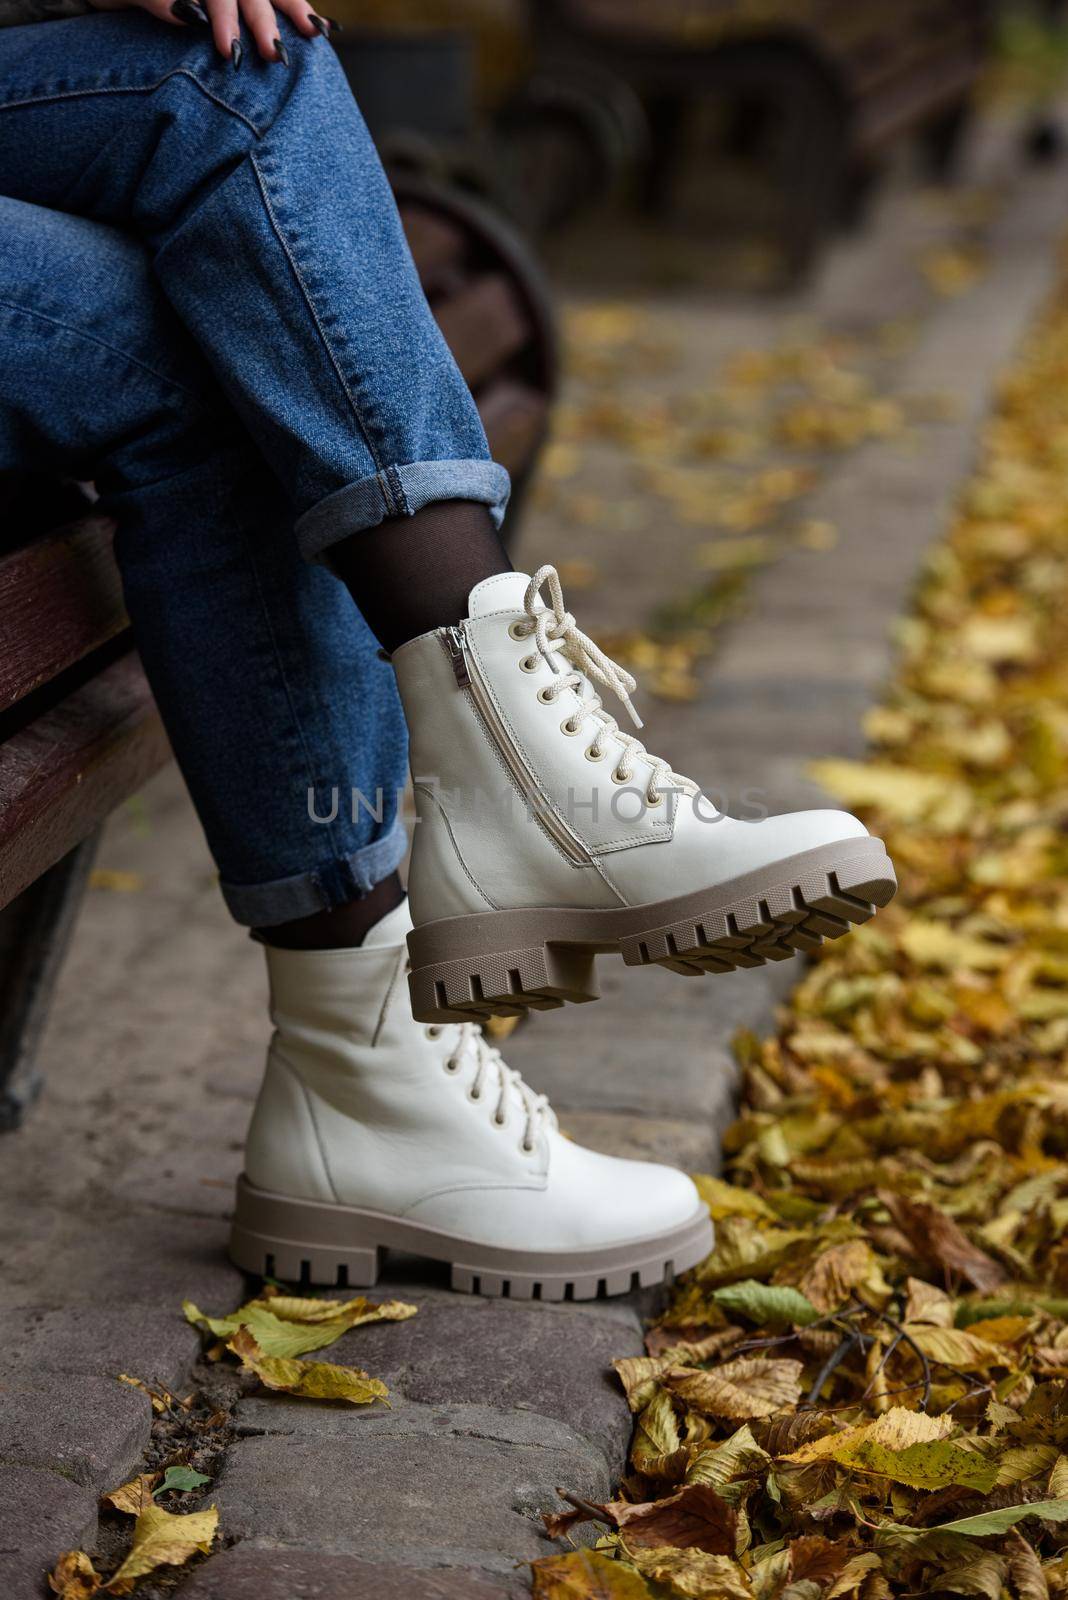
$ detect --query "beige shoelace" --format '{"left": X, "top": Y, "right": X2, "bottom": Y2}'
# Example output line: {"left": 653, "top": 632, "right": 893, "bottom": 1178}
{"left": 428, "top": 1022, "right": 555, "bottom": 1153}
{"left": 521, "top": 564, "right": 699, "bottom": 804}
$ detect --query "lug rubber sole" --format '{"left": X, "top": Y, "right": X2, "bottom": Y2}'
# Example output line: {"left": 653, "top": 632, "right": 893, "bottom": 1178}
{"left": 406, "top": 836, "right": 896, "bottom": 1025}
{"left": 229, "top": 1174, "right": 714, "bottom": 1302}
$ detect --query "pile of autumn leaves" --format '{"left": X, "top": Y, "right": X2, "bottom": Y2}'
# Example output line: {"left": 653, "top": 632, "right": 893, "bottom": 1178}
{"left": 48, "top": 1290, "right": 415, "bottom": 1596}
{"left": 531, "top": 280, "right": 1068, "bottom": 1596}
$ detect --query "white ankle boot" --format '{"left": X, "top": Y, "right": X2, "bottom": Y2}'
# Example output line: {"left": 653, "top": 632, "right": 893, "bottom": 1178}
{"left": 392, "top": 566, "right": 896, "bottom": 1025}
{"left": 230, "top": 901, "right": 712, "bottom": 1300}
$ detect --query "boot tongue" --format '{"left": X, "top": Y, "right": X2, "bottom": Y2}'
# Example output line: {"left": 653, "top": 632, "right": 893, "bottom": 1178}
{"left": 466, "top": 571, "right": 536, "bottom": 619}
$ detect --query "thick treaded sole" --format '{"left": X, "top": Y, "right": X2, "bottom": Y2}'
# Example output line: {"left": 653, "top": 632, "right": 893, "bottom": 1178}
{"left": 228, "top": 1174, "right": 714, "bottom": 1301}
{"left": 406, "top": 836, "right": 896, "bottom": 1025}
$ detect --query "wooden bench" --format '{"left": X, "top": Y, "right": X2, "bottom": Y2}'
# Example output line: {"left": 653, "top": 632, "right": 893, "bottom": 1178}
{"left": 0, "top": 178, "right": 556, "bottom": 1129}
{"left": 509, "top": 0, "right": 991, "bottom": 276}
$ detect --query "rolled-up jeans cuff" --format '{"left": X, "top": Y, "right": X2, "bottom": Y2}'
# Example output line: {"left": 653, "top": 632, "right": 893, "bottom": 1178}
{"left": 296, "top": 459, "right": 512, "bottom": 564}
{"left": 220, "top": 816, "right": 408, "bottom": 926}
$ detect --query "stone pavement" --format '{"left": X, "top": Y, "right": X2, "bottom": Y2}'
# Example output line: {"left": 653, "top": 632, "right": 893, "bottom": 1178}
{"left": 1, "top": 110, "right": 1066, "bottom": 1598}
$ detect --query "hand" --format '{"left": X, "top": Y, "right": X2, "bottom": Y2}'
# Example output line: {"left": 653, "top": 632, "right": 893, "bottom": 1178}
{"left": 90, "top": 0, "right": 339, "bottom": 66}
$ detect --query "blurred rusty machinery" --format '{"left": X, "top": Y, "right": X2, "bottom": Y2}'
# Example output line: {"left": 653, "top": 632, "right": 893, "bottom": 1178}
{"left": 502, "top": 0, "right": 993, "bottom": 277}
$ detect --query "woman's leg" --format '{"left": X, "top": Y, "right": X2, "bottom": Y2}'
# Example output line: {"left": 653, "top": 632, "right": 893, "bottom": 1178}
{"left": 0, "top": 12, "right": 894, "bottom": 1026}
{"left": 0, "top": 198, "right": 713, "bottom": 1299}
{"left": 0, "top": 195, "right": 408, "bottom": 931}
{"left": 0, "top": 11, "right": 510, "bottom": 645}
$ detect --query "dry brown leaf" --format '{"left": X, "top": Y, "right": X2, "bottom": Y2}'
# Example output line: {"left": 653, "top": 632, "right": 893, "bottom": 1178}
{"left": 614, "top": 1356, "right": 670, "bottom": 1413}
{"left": 48, "top": 1551, "right": 101, "bottom": 1599}
{"left": 1008, "top": 1529, "right": 1050, "bottom": 1600}
{"left": 544, "top": 1484, "right": 736, "bottom": 1555}
{"left": 903, "top": 1276, "right": 955, "bottom": 1327}
{"left": 608, "top": 1485, "right": 737, "bottom": 1553}
{"left": 878, "top": 1192, "right": 1007, "bottom": 1292}
{"left": 664, "top": 1357, "right": 803, "bottom": 1420}
{"left": 626, "top": 1543, "right": 755, "bottom": 1598}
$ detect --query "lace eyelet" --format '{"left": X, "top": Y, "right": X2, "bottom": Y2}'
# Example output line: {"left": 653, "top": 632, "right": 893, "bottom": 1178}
{"left": 508, "top": 620, "right": 532, "bottom": 641}
{"left": 519, "top": 654, "right": 540, "bottom": 673}
{"left": 584, "top": 745, "right": 606, "bottom": 761}
{"left": 520, "top": 1139, "right": 535, "bottom": 1155}
{"left": 443, "top": 1057, "right": 461, "bottom": 1074}
{"left": 467, "top": 1086, "right": 482, "bottom": 1102}
{"left": 646, "top": 790, "right": 663, "bottom": 807}
{"left": 425, "top": 1025, "right": 443, "bottom": 1039}
{"left": 560, "top": 717, "right": 582, "bottom": 736}
{"left": 537, "top": 686, "right": 557, "bottom": 705}
{"left": 493, "top": 1111, "right": 508, "bottom": 1128}
{"left": 611, "top": 767, "right": 631, "bottom": 785}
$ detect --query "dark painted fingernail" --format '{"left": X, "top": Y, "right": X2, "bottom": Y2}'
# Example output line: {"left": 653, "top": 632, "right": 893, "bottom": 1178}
{"left": 308, "top": 13, "right": 329, "bottom": 36}
{"left": 326, "top": 15, "right": 342, "bottom": 30}
{"left": 230, "top": 36, "right": 242, "bottom": 67}
{"left": 273, "top": 36, "right": 289, "bottom": 64}
{"left": 170, "top": 0, "right": 208, "bottom": 22}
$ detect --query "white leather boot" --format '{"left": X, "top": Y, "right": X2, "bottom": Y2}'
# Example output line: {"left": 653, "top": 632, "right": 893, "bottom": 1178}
{"left": 393, "top": 566, "right": 896, "bottom": 1025}
{"left": 230, "top": 901, "right": 712, "bottom": 1299}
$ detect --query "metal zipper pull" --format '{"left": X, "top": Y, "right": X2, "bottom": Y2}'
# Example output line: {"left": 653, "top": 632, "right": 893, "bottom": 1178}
{"left": 443, "top": 624, "right": 471, "bottom": 689}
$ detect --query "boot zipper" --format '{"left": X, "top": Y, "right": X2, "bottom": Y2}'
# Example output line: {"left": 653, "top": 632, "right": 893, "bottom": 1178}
{"left": 443, "top": 625, "right": 470, "bottom": 689}
{"left": 439, "top": 624, "right": 589, "bottom": 866}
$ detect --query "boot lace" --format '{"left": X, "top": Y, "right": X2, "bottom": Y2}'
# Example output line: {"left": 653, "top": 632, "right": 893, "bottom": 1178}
{"left": 520, "top": 565, "right": 699, "bottom": 804}
{"left": 427, "top": 1022, "right": 555, "bottom": 1153}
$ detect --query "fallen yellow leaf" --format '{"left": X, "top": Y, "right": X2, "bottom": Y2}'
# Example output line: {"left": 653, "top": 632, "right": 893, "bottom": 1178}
{"left": 102, "top": 1474, "right": 158, "bottom": 1516}
{"left": 530, "top": 1549, "right": 654, "bottom": 1598}
{"left": 228, "top": 1326, "right": 389, "bottom": 1406}
{"left": 183, "top": 1292, "right": 415, "bottom": 1359}
{"left": 105, "top": 1502, "right": 217, "bottom": 1595}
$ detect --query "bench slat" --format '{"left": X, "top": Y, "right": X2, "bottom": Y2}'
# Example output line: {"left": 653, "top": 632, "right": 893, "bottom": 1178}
{"left": 479, "top": 380, "right": 551, "bottom": 476}
{"left": 434, "top": 272, "right": 530, "bottom": 391}
{"left": 399, "top": 202, "right": 468, "bottom": 289}
{"left": 0, "top": 517, "right": 127, "bottom": 710}
{"left": 0, "top": 650, "right": 169, "bottom": 906}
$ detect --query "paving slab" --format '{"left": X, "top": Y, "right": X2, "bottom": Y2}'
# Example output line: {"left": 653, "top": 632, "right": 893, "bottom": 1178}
{"left": 214, "top": 1431, "right": 603, "bottom": 1569}
{"left": 0, "top": 1375, "right": 149, "bottom": 1490}
{"left": 0, "top": 1467, "right": 97, "bottom": 1600}
{"left": 0, "top": 1301, "right": 201, "bottom": 1394}
{"left": 181, "top": 1546, "right": 531, "bottom": 1599}
{"left": 306, "top": 1293, "right": 641, "bottom": 1467}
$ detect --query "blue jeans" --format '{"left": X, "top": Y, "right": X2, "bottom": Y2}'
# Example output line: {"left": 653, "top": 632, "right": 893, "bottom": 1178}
{"left": 0, "top": 12, "right": 511, "bottom": 924}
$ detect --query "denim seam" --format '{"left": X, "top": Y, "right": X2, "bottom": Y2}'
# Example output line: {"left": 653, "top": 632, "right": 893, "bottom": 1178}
{"left": 0, "top": 69, "right": 265, "bottom": 138}
{"left": 0, "top": 294, "right": 197, "bottom": 399}
{"left": 248, "top": 147, "right": 386, "bottom": 477}
{"left": 384, "top": 463, "right": 410, "bottom": 517}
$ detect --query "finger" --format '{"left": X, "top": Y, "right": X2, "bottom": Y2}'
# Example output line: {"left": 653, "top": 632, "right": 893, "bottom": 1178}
{"left": 206, "top": 0, "right": 241, "bottom": 62}
{"left": 169, "top": 0, "right": 212, "bottom": 24}
{"left": 239, "top": 0, "right": 285, "bottom": 59}
{"left": 272, "top": 0, "right": 321, "bottom": 40}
